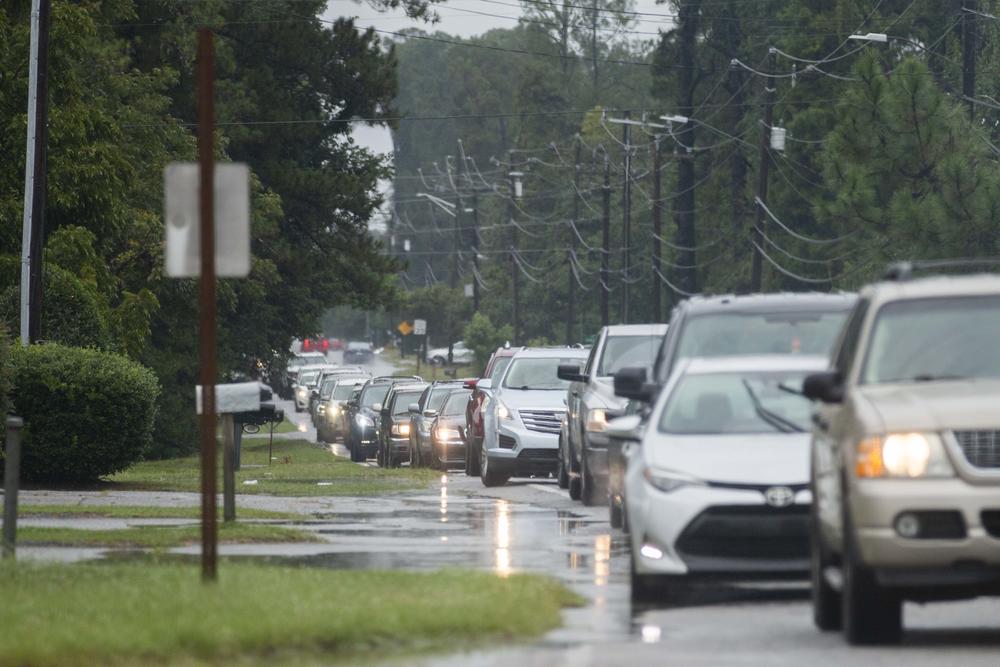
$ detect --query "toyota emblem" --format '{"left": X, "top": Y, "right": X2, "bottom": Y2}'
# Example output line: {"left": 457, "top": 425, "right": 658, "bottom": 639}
{"left": 764, "top": 486, "right": 794, "bottom": 508}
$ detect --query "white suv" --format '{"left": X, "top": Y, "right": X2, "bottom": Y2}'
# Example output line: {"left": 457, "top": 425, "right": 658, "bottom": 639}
{"left": 803, "top": 267, "right": 1000, "bottom": 645}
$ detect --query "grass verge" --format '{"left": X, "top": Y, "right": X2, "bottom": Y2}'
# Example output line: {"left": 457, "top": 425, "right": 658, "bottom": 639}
{"left": 17, "top": 523, "right": 319, "bottom": 548}
{"left": 109, "top": 439, "right": 438, "bottom": 496}
{"left": 14, "top": 504, "right": 298, "bottom": 520}
{"left": 269, "top": 419, "right": 302, "bottom": 434}
{"left": 0, "top": 563, "right": 582, "bottom": 666}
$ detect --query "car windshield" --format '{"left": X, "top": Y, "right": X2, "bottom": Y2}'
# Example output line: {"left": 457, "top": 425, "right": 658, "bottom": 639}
{"left": 862, "top": 296, "right": 1000, "bottom": 384}
{"left": 598, "top": 335, "right": 662, "bottom": 376}
{"left": 673, "top": 310, "right": 849, "bottom": 368}
{"left": 333, "top": 382, "right": 363, "bottom": 400}
{"left": 320, "top": 379, "right": 337, "bottom": 399}
{"left": 442, "top": 389, "right": 472, "bottom": 416}
{"left": 392, "top": 390, "right": 424, "bottom": 416}
{"left": 503, "top": 357, "right": 581, "bottom": 390}
{"left": 289, "top": 355, "right": 324, "bottom": 368}
{"left": 360, "top": 384, "right": 390, "bottom": 408}
{"left": 488, "top": 357, "right": 512, "bottom": 383}
{"left": 299, "top": 371, "right": 320, "bottom": 386}
{"left": 658, "top": 370, "right": 813, "bottom": 435}
{"left": 427, "top": 387, "right": 455, "bottom": 412}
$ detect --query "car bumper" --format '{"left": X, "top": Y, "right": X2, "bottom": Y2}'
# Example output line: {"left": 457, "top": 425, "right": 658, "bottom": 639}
{"left": 582, "top": 433, "right": 610, "bottom": 477}
{"left": 629, "top": 483, "right": 812, "bottom": 577}
{"left": 851, "top": 478, "right": 1000, "bottom": 571}
{"left": 387, "top": 436, "right": 410, "bottom": 457}
{"left": 486, "top": 424, "right": 559, "bottom": 477}
{"left": 294, "top": 394, "right": 309, "bottom": 409}
{"left": 431, "top": 437, "right": 467, "bottom": 464}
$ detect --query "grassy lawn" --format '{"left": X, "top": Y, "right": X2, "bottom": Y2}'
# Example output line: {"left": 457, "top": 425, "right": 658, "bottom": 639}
{"left": 0, "top": 563, "right": 582, "bottom": 666}
{"left": 18, "top": 523, "right": 319, "bottom": 548}
{"left": 15, "top": 504, "right": 298, "bottom": 520}
{"left": 269, "top": 419, "right": 302, "bottom": 434}
{"left": 109, "top": 439, "right": 438, "bottom": 496}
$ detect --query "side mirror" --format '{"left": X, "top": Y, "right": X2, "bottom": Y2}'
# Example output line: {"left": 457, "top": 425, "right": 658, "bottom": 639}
{"left": 557, "top": 364, "right": 588, "bottom": 383}
{"left": 311, "top": 390, "right": 319, "bottom": 398}
{"left": 424, "top": 409, "right": 439, "bottom": 418}
{"left": 803, "top": 371, "right": 845, "bottom": 404}
{"left": 614, "top": 367, "right": 655, "bottom": 403}
{"left": 408, "top": 403, "right": 421, "bottom": 415}
{"left": 372, "top": 402, "right": 382, "bottom": 412}
{"left": 605, "top": 414, "right": 643, "bottom": 443}
{"left": 477, "top": 379, "right": 493, "bottom": 391}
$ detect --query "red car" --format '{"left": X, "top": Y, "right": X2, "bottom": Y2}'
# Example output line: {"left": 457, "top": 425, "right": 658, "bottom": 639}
{"left": 301, "top": 337, "right": 330, "bottom": 353}
{"left": 463, "top": 345, "right": 521, "bottom": 476}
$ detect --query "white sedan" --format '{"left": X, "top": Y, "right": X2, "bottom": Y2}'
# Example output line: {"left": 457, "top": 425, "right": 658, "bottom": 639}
{"left": 618, "top": 355, "right": 827, "bottom": 601}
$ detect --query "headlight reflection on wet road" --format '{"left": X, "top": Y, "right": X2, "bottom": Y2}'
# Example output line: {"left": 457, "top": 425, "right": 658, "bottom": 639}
{"left": 495, "top": 499, "right": 512, "bottom": 577}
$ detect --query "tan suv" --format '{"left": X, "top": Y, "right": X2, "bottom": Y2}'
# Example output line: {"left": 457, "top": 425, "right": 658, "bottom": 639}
{"left": 803, "top": 265, "right": 1000, "bottom": 645}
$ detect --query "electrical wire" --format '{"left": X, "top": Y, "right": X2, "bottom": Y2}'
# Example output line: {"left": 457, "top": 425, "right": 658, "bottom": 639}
{"left": 755, "top": 197, "right": 852, "bottom": 245}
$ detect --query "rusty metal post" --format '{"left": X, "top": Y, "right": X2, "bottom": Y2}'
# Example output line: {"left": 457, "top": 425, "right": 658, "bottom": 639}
{"left": 223, "top": 414, "right": 235, "bottom": 523}
{"left": 3, "top": 417, "right": 24, "bottom": 559}
{"left": 197, "top": 28, "right": 218, "bottom": 581}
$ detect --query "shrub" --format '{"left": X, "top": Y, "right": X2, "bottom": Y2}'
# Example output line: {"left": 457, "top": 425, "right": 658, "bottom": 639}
{"left": 7, "top": 343, "right": 160, "bottom": 483}
{"left": 463, "top": 312, "right": 514, "bottom": 376}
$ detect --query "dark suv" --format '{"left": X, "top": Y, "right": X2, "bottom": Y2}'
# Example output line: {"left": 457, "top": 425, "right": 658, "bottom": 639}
{"left": 343, "top": 341, "right": 374, "bottom": 364}
{"left": 409, "top": 380, "right": 467, "bottom": 467}
{"left": 378, "top": 383, "right": 428, "bottom": 468}
{"left": 347, "top": 375, "right": 422, "bottom": 462}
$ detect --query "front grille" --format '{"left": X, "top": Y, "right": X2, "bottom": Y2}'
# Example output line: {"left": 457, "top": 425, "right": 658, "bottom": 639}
{"left": 519, "top": 409, "right": 564, "bottom": 434}
{"left": 676, "top": 505, "right": 809, "bottom": 561}
{"left": 983, "top": 511, "right": 1000, "bottom": 538}
{"left": 953, "top": 430, "right": 1000, "bottom": 469}
{"left": 518, "top": 448, "right": 558, "bottom": 461}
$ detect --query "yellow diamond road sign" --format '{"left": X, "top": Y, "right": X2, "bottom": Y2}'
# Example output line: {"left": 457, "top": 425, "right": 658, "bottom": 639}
{"left": 398, "top": 321, "right": 413, "bottom": 336}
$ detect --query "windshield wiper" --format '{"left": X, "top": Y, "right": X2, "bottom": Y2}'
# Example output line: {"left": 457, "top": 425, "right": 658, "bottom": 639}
{"left": 741, "top": 379, "right": 805, "bottom": 433}
{"left": 911, "top": 374, "right": 969, "bottom": 383}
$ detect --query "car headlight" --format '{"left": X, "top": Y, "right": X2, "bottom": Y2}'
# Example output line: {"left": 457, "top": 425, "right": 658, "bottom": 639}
{"left": 296, "top": 387, "right": 307, "bottom": 396}
{"left": 643, "top": 467, "right": 704, "bottom": 494}
{"left": 497, "top": 401, "right": 515, "bottom": 422}
{"left": 391, "top": 423, "right": 411, "bottom": 437}
{"left": 356, "top": 414, "right": 373, "bottom": 428}
{"left": 435, "top": 426, "right": 461, "bottom": 441}
{"left": 856, "top": 432, "right": 954, "bottom": 478}
{"left": 585, "top": 408, "right": 609, "bottom": 433}
{"left": 317, "top": 404, "right": 326, "bottom": 415}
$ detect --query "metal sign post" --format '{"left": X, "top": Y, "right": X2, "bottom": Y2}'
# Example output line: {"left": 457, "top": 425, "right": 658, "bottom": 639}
{"left": 196, "top": 28, "right": 218, "bottom": 582}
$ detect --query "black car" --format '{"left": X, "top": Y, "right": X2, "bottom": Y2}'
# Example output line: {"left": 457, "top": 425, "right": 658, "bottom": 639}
{"left": 343, "top": 341, "right": 375, "bottom": 364}
{"left": 608, "top": 292, "right": 856, "bottom": 529}
{"left": 316, "top": 375, "right": 368, "bottom": 443}
{"left": 426, "top": 388, "right": 473, "bottom": 471}
{"left": 347, "top": 375, "right": 423, "bottom": 462}
{"left": 408, "top": 380, "right": 466, "bottom": 468}
{"left": 377, "top": 383, "right": 429, "bottom": 468}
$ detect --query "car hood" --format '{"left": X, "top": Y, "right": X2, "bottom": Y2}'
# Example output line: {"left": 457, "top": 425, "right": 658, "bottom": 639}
{"left": 858, "top": 379, "right": 1000, "bottom": 432}
{"left": 497, "top": 388, "right": 568, "bottom": 411}
{"left": 643, "top": 432, "right": 811, "bottom": 485}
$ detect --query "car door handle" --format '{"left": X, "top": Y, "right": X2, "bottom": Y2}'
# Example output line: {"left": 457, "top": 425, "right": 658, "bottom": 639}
{"left": 812, "top": 413, "right": 830, "bottom": 431}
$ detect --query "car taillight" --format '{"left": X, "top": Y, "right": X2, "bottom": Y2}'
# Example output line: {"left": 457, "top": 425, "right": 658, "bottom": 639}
{"left": 321, "top": 338, "right": 329, "bottom": 351}
{"left": 302, "top": 338, "right": 312, "bottom": 351}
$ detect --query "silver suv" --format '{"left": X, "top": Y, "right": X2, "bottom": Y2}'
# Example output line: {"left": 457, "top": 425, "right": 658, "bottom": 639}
{"left": 803, "top": 266, "right": 1000, "bottom": 645}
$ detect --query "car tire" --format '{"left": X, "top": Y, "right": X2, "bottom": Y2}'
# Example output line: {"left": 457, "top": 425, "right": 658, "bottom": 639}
{"left": 630, "top": 552, "right": 665, "bottom": 604}
{"left": 467, "top": 438, "right": 482, "bottom": 477}
{"left": 842, "top": 516, "right": 902, "bottom": 645}
{"left": 568, "top": 474, "right": 582, "bottom": 501}
{"left": 580, "top": 450, "right": 601, "bottom": 507}
{"left": 609, "top": 493, "right": 623, "bottom": 529}
{"left": 557, "top": 443, "right": 569, "bottom": 489}
{"left": 811, "top": 508, "right": 842, "bottom": 632}
{"left": 480, "top": 446, "right": 508, "bottom": 487}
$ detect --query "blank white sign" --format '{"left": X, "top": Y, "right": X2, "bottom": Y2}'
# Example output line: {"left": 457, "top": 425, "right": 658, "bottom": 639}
{"left": 164, "top": 162, "right": 250, "bottom": 278}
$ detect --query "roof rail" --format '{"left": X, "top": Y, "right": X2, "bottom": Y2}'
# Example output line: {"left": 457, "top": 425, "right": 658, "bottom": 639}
{"left": 883, "top": 258, "right": 1000, "bottom": 282}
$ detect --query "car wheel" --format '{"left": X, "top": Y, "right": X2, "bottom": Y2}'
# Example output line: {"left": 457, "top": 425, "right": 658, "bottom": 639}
{"left": 467, "top": 438, "right": 482, "bottom": 477}
{"left": 557, "top": 439, "right": 569, "bottom": 489}
{"left": 811, "top": 508, "right": 842, "bottom": 631}
{"left": 580, "top": 450, "right": 601, "bottom": 507}
{"left": 480, "top": 445, "right": 508, "bottom": 487}
{"left": 432, "top": 355, "right": 446, "bottom": 366}
{"left": 568, "top": 473, "right": 582, "bottom": 501}
{"left": 609, "top": 493, "right": 623, "bottom": 529}
{"left": 842, "top": 516, "right": 902, "bottom": 645}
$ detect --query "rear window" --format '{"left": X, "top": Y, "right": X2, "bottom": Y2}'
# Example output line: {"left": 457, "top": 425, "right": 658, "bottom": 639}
{"left": 348, "top": 342, "right": 372, "bottom": 351}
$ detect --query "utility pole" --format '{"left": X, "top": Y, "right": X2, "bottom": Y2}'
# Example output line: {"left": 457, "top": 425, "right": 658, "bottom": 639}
{"left": 621, "top": 110, "right": 632, "bottom": 324}
{"left": 19, "top": 0, "right": 51, "bottom": 346}
{"left": 963, "top": 0, "right": 978, "bottom": 121}
{"left": 471, "top": 192, "right": 481, "bottom": 313}
{"left": 507, "top": 151, "right": 520, "bottom": 344}
{"left": 566, "top": 137, "right": 581, "bottom": 345}
{"left": 675, "top": 0, "right": 700, "bottom": 295}
{"left": 751, "top": 47, "right": 777, "bottom": 293}
{"left": 600, "top": 154, "right": 611, "bottom": 327}
{"left": 651, "top": 136, "right": 663, "bottom": 323}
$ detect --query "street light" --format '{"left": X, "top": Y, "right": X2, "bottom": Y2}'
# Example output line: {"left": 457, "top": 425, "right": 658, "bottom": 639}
{"left": 661, "top": 114, "right": 690, "bottom": 125}
{"left": 850, "top": 32, "right": 889, "bottom": 43}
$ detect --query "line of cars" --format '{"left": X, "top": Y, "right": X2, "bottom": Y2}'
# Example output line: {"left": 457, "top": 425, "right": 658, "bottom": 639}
{"left": 582, "top": 265, "right": 1000, "bottom": 645}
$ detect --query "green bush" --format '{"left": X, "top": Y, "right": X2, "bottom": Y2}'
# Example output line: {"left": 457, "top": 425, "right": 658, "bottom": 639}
{"left": 7, "top": 343, "right": 160, "bottom": 483}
